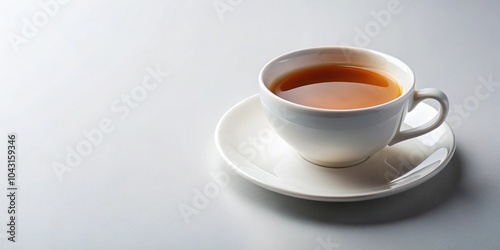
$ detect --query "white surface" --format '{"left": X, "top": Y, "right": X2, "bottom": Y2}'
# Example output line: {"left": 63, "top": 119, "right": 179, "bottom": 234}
{"left": 216, "top": 95, "right": 455, "bottom": 201}
{"left": 1, "top": 0, "right": 499, "bottom": 249}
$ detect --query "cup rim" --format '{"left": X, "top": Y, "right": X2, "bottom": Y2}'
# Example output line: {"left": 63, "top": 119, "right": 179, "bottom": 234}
{"left": 259, "top": 46, "right": 416, "bottom": 113}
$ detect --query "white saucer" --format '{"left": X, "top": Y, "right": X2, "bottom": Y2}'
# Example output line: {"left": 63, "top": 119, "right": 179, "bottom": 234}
{"left": 215, "top": 95, "right": 456, "bottom": 202}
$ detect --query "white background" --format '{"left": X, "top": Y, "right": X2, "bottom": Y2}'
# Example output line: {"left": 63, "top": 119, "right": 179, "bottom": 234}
{"left": 1, "top": 0, "right": 500, "bottom": 249}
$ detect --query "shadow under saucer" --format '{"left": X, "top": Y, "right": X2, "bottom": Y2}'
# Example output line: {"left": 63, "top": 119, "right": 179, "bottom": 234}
{"left": 226, "top": 149, "right": 463, "bottom": 225}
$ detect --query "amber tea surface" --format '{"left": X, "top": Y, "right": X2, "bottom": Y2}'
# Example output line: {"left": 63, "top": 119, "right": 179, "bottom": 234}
{"left": 271, "top": 64, "right": 401, "bottom": 109}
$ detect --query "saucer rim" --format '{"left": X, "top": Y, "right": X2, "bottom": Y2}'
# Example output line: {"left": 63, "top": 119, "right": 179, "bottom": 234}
{"left": 215, "top": 94, "right": 456, "bottom": 202}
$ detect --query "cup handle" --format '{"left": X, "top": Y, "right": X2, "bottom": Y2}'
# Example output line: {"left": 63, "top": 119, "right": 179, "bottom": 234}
{"left": 388, "top": 88, "right": 449, "bottom": 146}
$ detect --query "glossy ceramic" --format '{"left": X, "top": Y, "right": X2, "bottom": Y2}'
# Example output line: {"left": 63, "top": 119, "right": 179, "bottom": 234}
{"left": 215, "top": 95, "right": 455, "bottom": 201}
{"left": 259, "top": 47, "right": 449, "bottom": 166}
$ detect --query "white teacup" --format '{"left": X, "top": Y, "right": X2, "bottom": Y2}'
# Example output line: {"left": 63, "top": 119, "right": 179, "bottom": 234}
{"left": 259, "top": 47, "right": 449, "bottom": 167}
